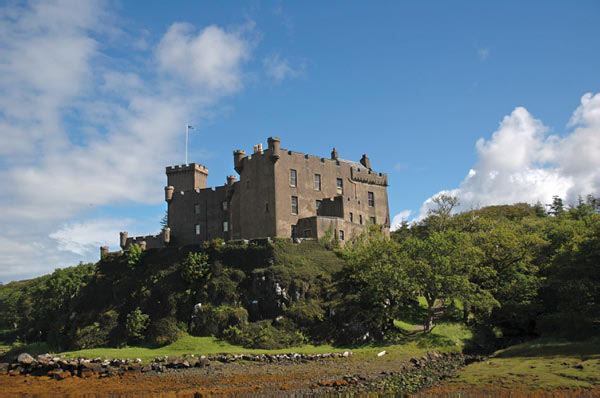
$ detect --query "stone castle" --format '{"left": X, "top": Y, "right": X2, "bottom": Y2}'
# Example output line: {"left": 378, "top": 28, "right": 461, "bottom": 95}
{"left": 115, "top": 137, "right": 390, "bottom": 252}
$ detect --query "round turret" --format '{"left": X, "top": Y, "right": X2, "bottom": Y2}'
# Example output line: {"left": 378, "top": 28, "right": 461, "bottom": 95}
{"left": 164, "top": 185, "right": 174, "bottom": 202}
{"left": 233, "top": 150, "right": 246, "bottom": 174}
{"left": 268, "top": 137, "right": 281, "bottom": 162}
{"left": 119, "top": 231, "right": 128, "bottom": 249}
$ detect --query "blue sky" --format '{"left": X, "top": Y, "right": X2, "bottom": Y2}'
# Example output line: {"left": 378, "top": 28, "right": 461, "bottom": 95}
{"left": 1, "top": 0, "right": 599, "bottom": 282}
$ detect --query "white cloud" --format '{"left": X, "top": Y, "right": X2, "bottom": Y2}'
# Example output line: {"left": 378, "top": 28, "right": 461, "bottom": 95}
{"left": 0, "top": 0, "right": 258, "bottom": 282}
{"left": 391, "top": 210, "right": 412, "bottom": 230}
{"left": 49, "top": 219, "right": 133, "bottom": 256}
{"left": 156, "top": 23, "right": 252, "bottom": 92}
{"left": 263, "top": 53, "right": 301, "bottom": 82}
{"left": 407, "top": 93, "right": 600, "bottom": 222}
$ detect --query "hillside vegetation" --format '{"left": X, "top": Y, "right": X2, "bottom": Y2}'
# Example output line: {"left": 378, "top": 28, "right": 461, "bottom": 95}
{"left": 1, "top": 196, "right": 599, "bottom": 358}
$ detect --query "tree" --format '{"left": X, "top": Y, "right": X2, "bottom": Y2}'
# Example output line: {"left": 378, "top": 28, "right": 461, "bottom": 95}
{"left": 470, "top": 217, "right": 547, "bottom": 337}
{"left": 403, "top": 230, "right": 496, "bottom": 332}
{"left": 125, "top": 308, "right": 150, "bottom": 343}
{"left": 547, "top": 195, "right": 564, "bottom": 217}
{"left": 337, "top": 227, "right": 416, "bottom": 341}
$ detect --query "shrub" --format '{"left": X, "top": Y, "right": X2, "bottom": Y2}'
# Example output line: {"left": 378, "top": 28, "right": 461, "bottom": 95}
{"left": 147, "top": 317, "right": 182, "bottom": 346}
{"left": 125, "top": 308, "right": 150, "bottom": 343}
{"left": 180, "top": 252, "right": 210, "bottom": 283}
{"left": 127, "top": 244, "right": 144, "bottom": 269}
{"left": 224, "top": 319, "right": 306, "bottom": 349}
{"left": 72, "top": 310, "right": 119, "bottom": 349}
{"left": 190, "top": 304, "right": 248, "bottom": 337}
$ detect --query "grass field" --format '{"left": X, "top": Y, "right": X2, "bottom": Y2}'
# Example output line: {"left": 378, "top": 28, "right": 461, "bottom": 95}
{"left": 443, "top": 337, "right": 600, "bottom": 390}
{"left": 55, "top": 330, "right": 466, "bottom": 362}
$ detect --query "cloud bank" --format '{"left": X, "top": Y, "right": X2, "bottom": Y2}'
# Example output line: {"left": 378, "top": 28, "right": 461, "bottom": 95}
{"left": 405, "top": 93, "right": 600, "bottom": 224}
{"left": 0, "top": 0, "right": 256, "bottom": 282}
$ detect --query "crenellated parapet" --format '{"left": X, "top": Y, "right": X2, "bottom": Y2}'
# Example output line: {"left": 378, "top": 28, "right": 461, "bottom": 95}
{"left": 350, "top": 166, "right": 388, "bottom": 186}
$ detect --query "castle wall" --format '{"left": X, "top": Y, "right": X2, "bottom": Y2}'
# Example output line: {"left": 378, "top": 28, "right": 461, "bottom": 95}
{"left": 124, "top": 233, "right": 164, "bottom": 250}
{"left": 230, "top": 147, "right": 277, "bottom": 239}
{"left": 167, "top": 185, "right": 229, "bottom": 245}
{"left": 272, "top": 148, "right": 390, "bottom": 238}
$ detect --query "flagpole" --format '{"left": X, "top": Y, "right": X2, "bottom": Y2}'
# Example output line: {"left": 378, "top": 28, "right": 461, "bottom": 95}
{"left": 185, "top": 123, "right": 189, "bottom": 166}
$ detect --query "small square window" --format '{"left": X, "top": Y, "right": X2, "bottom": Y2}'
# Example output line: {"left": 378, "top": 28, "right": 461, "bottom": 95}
{"left": 314, "top": 174, "right": 321, "bottom": 191}
{"left": 370, "top": 216, "right": 376, "bottom": 224}
{"left": 340, "top": 230, "right": 345, "bottom": 240}
{"left": 291, "top": 196, "right": 298, "bottom": 215}
{"left": 194, "top": 204, "right": 200, "bottom": 215}
{"left": 223, "top": 221, "right": 229, "bottom": 232}
{"left": 336, "top": 178, "right": 343, "bottom": 193}
{"left": 368, "top": 192, "right": 375, "bottom": 207}
{"left": 290, "top": 169, "right": 297, "bottom": 187}
{"left": 195, "top": 224, "right": 201, "bottom": 235}
{"left": 222, "top": 201, "right": 228, "bottom": 211}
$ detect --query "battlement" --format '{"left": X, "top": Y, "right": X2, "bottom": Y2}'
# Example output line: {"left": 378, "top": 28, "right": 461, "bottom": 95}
{"left": 166, "top": 162, "right": 209, "bottom": 192}
{"left": 350, "top": 166, "right": 388, "bottom": 186}
{"left": 166, "top": 163, "right": 209, "bottom": 175}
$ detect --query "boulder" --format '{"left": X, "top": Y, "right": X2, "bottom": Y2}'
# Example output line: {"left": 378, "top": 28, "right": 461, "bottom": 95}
{"left": 17, "top": 353, "right": 34, "bottom": 365}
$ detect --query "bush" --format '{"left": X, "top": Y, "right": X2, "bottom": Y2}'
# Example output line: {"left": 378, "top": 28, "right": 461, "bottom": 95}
{"left": 127, "top": 244, "right": 144, "bottom": 269}
{"left": 190, "top": 304, "right": 248, "bottom": 337}
{"left": 147, "top": 317, "right": 182, "bottom": 346}
{"left": 224, "top": 319, "right": 306, "bottom": 349}
{"left": 285, "top": 300, "right": 325, "bottom": 327}
{"left": 125, "top": 308, "right": 150, "bottom": 343}
{"left": 180, "top": 252, "right": 210, "bottom": 283}
{"left": 72, "top": 310, "right": 118, "bottom": 349}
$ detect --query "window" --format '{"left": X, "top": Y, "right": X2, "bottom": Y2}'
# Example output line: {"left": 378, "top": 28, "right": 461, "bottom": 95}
{"left": 314, "top": 174, "right": 321, "bottom": 191}
{"left": 290, "top": 169, "right": 297, "bottom": 187}
{"left": 368, "top": 191, "right": 375, "bottom": 207}
{"left": 195, "top": 224, "right": 200, "bottom": 235}
{"left": 336, "top": 178, "right": 343, "bottom": 193}
{"left": 194, "top": 204, "right": 200, "bottom": 215}
{"left": 223, "top": 221, "right": 229, "bottom": 232}
{"left": 291, "top": 196, "right": 298, "bottom": 214}
{"left": 339, "top": 230, "right": 345, "bottom": 240}
{"left": 349, "top": 212, "right": 353, "bottom": 222}
{"left": 222, "top": 201, "right": 228, "bottom": 211}
{"left": 370, "top": 216, "right": 376, "bottom": 224}
{"left": 316, "top": 200, "right": 322, "bottom": 211}
{"left": 359, "top": 215, "right": 363, "bottom": 225}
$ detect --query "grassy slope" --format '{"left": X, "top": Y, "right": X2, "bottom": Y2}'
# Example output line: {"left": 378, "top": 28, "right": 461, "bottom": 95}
{"left": 444, "top": 337, "right": 600, "bottom": 390}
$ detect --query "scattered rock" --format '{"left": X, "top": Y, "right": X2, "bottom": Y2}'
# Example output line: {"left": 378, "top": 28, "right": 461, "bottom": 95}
{"left": 17, "top": 353, "right": 35, "bottom": 365}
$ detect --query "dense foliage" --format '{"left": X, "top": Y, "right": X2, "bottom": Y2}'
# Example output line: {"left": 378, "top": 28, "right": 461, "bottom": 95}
{"left": 1, "top": 196, "right": 599, "bottom": 351}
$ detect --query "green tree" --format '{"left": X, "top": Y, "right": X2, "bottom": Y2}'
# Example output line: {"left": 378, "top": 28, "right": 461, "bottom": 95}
{"left": 403, "top": 230, "right": 496, "bottom": 332}
{"left": 125, "top": 308, "right": 150, "bottom": 343}
{"left": 338, "top": 227, "right": 416, "bottom": 340}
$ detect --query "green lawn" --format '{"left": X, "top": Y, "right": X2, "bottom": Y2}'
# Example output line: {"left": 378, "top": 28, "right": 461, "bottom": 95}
{"left": 55, "top": 331, "right": 466, "bottom": 363}
{"left": 446, "top": 337, "right": 600, "bottom": 390}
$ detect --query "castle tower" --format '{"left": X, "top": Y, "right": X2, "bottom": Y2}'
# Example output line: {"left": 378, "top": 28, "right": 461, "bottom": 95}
{"left": 165, "top": 163, "right": 208, "bottom": 192}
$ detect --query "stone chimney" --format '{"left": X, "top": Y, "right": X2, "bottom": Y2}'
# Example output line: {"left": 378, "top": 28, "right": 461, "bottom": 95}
{"left": 331, "top": 147, "right": 338, "bottom": 160}
{"left": 360, "top": 153, "right": 371, "bottom": 169}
